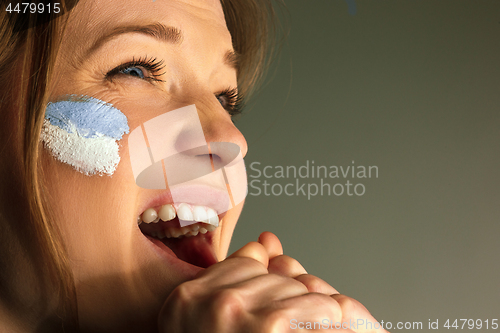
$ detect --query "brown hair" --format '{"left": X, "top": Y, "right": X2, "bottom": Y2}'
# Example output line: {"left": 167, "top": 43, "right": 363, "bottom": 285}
{"left": 0, "top": 2, "right": 79, "bottom": 331}
{"left": 0, "top": 0, "right": 281, "bottom": 330}
{"left": 221, "top": 0, "right": 282, "bottom": 101}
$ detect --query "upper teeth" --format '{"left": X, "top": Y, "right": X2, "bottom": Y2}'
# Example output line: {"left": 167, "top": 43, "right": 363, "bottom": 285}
{"left": 139, "top": 203, "right": 219, "bottom": 227}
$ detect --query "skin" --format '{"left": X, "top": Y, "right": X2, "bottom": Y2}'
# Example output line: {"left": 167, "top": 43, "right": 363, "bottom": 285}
{"left": 45, "top": 0, "right": 247, "bottom": 330}
{"left": 1, "top": 0, "right": 388, "bottom": 331}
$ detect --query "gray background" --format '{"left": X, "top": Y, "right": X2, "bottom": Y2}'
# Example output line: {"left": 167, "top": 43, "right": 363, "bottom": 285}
{"left": 229, "top": 0, "right": 500, "bottom": 328}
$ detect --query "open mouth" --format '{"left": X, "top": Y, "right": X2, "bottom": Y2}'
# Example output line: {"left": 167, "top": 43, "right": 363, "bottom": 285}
{"left": 138, "top": 203, "right": 223, "bottom": 268}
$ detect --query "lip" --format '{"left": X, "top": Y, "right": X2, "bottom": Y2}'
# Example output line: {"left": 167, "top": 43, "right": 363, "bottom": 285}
{"left": 139, "top": 222, "right": 220, "bottom": 270}
{"left": 136, "top": 183, "right": 227, "bottom": 270}
{"left": 139, "top": 231, "right": 206, "bottom": 277}
{"left": 137, "top": 183, "right": 231, "bottom": 218}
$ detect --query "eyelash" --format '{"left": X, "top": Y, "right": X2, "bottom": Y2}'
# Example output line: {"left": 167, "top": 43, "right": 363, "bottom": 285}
{"left": 105, "top": 57, "right": 244, "bottom": 116}
{"left": 105, "top": 56, "right": 166, "bottom": 82}
{"left": 216, "top": 87, "right": 244, "bottom": 117}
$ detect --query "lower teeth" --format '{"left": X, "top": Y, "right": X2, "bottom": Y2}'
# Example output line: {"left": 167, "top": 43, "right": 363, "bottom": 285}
{"left": 150, "top": 222, "right": 216, "bottom": 239}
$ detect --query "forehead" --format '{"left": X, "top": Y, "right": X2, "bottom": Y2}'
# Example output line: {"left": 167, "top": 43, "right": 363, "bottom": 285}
{"left": 63, "top": 0, "right": 232, "bottom": 59}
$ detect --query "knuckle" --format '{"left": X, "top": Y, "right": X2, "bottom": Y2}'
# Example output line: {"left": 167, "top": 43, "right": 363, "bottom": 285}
{"left": 298, "top": 274, "right": 323, "bottom": 292}
{"left": 310, "top": 293, "right": 343, "bottom": 322}
{"left": 335, "top": 294, "right": 361, "bottom": 314}
{"left": 237, "top": 256, "right": 269, "bottom": 273}
{"left": 272, "top": 273, "right": 310, "bottom": 293}
{"left": 169, "top": 281, "right": 198, "bottom": 307}
{"left": 211, "top": 288, "right": 246, "bottom": 318}
{"left": 260, "top": 308, "right": 291, "bottom": 333}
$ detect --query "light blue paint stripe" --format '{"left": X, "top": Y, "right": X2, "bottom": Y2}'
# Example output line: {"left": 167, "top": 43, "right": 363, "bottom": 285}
{"left": 45, "top": 95, "right": 130, "bottom": 139}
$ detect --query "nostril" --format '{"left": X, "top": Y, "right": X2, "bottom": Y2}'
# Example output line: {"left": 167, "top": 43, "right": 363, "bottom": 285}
{"left": 208, "top": 142, "right": 242, "bottom": 171}
{"left": 209, "top": 154, "right": 223, "bottom": 171}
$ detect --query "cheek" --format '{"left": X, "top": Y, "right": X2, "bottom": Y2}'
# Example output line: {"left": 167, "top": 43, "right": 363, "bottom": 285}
{"left": 41, "top": 95, "right": 130, "bottom": 176}
{"left": 43, "top": 150, "right": 140, "bottom": 275}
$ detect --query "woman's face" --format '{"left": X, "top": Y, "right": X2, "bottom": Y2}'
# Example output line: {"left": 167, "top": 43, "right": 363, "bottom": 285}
{"left": 44, "top": 0, "right": 247, "bottom": 329}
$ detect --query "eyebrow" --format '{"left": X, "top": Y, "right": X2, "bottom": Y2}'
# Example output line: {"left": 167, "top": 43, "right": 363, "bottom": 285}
{"left": 223, "top": 50, "right": 239, "bottom": 72}
{"left": 84, "top": 23, "right": 183, "bottom": 59}
{"left": 84, "top": 22, "right": 239, "bottom": 71}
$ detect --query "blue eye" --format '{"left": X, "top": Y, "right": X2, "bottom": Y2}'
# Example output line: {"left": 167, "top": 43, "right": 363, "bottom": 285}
{"left": 120, "top": 66, "right": 145, "bottom": 79}
{"left": 105, "top": 56, "right": 166, "bottom": 83}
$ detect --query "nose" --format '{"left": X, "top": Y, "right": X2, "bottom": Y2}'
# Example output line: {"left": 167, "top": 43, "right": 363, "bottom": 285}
{"left": 197, "top": 100, "right": 248, "bottom": 160}
{"left": 194, "top": 100, "right": 248, "bottom": 209}
{"left": 128, "top": 101, "right": 248, "bottom": 193}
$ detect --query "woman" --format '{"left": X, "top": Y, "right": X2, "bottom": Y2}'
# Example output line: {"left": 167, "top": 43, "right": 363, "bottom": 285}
{"left": 0, "top": 0, "right": 385, "bottom": 331}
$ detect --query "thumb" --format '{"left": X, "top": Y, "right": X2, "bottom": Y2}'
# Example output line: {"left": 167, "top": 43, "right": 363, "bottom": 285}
{"left": 258, "top": 231, "right": 283, "bottom": 259}
{"left": 227, "top": 241, "right": 269, "bottom": 268}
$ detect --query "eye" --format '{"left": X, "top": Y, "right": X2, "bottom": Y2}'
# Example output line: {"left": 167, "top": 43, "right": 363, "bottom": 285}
{"left": 215, "top": 87, "right": 244, "bottom": 117}
{"left": 120, "top": 66, "right": 146, "bottom": 79}
{"left": 216, "top": 94, "right": 229, "bottom": 108}
{"left": 105, "top": 56, "right": 166, "bottom": 83}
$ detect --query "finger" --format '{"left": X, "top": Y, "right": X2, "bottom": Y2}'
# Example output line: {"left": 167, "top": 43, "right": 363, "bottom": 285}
{"left": 228, "top": 273, "right": 309, "bottom": 307}
{"left": 258, "top": 231, "right": 283, "bottom": 259}
{"left": 330, "top": 294, "right": 388, "bottom": 333}
{"left": 274, "top": 292, "right": 345, "bottom": 331}
{"left": 228, "top": 241, "right": 269, "bottom": 268}
{"left": 195, "top": 256, "right": 269, "bottom": 287}
{"left": 193, "top": 242, "right": 269, "bottom": 287}
{"left": 295, "top": 274, "right": 339, "bottom": 295}
{"left": 268, "top": 255, "right": 307, "bottom": 277}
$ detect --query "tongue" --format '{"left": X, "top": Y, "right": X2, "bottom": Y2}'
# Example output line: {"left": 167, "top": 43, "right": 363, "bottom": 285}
{"left": 162, "top": 234, "right": 218, "bottom": 268}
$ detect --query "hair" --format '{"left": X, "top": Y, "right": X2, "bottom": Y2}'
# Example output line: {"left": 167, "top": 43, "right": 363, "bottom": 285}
{"left": 0, "top": 0, "right": 281, "bottom": 330}
{"left": 221, "top": 0, "right": 282, "bottom": 102}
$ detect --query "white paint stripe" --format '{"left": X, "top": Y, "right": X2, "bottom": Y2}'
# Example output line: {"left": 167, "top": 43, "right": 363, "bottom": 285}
{"left": 41, "top": 120, "right": 121, "bottom": 176}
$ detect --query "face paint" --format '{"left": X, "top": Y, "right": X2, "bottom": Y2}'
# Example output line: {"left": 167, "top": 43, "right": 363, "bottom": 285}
{"left": 128, "top": 104, "right": 247, "bottom": 226}
{"left": 41, "top": 95, "right": 130, "bottom": 176}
